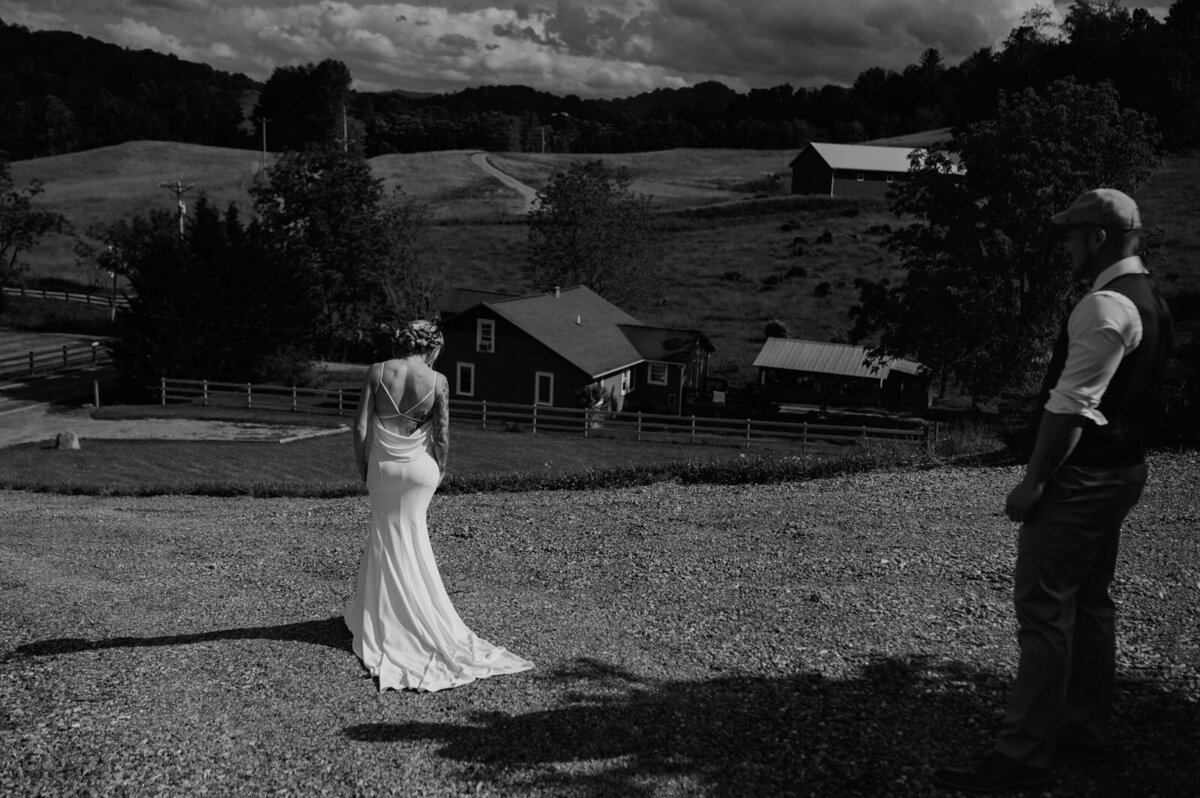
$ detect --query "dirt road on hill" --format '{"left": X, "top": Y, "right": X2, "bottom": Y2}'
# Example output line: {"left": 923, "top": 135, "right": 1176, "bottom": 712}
{"left": 471, "top": 152, "right": 537, "bottom": 213}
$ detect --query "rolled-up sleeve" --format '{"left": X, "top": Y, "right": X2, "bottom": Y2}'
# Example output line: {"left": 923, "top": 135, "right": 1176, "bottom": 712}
{"left": 1044, "top": 292, "right": 1142, "bottom": 423}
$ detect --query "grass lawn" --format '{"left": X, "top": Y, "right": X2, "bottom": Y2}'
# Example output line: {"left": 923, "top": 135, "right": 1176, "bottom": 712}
{"left": 2, "top": 451, "right": 1197, "bottom": 796}
{"left": 0, "top": 420, "right": 820, "bottom": 496}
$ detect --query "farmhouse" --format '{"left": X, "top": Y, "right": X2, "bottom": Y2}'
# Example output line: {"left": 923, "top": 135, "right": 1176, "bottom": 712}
{"left": 753, "top": 337, "right": 931, "bottom": 411}
{"left": 788, "top": 142, "right": 915, "bottom": 201}
{"left": 437, "top": 285, "right": 714, "bottom": 415}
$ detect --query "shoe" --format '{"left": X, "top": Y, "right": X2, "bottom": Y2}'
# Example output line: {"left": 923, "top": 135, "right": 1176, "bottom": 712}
{"left": 933, "top": 750, "right": 1052, "bottom": 793}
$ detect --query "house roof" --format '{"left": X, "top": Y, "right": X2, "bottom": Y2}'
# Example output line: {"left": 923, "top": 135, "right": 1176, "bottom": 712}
{"left": 618, "top": 325, "right": 715, "bottom": 363}
{"left": 486, "top": 286, "right": 645, "bottom": 378}
{"left": 789, "top": 142, "right": 916, "bottom": 173}
{"left": 752, "top": 338, "right": 922, "bottom": 379}
{"left": 438, "top": 287, "right": 521, "bottom": 318}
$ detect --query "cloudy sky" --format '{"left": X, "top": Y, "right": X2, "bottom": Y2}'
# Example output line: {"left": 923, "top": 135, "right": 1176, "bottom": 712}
{"left": 0, "top": 1, "right": 1173, "bottom": 97}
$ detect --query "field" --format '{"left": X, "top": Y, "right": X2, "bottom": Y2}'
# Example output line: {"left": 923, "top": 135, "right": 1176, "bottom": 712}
{"left": 2, "top": 451, "right": 1197, "bottom": 796}
{"left": 10, "top": 142, "right": 1200, "bottom": 387}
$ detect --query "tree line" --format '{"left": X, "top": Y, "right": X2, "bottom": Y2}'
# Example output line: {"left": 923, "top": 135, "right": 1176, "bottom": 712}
{"left": 3, "top": 1, "right": 1200, "bottom": 162}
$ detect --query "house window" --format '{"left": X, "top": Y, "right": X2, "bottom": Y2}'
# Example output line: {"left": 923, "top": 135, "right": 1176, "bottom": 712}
{"left": 648, "top": 363, "right": 669, "bottom": 385}
{"left": 456, "top": 363, "right": 475, "bottom": 397}
{"left": 535, "top": 372, "right": 554, "bottom": 405}
{"left": 621, "top": 369, "right": 634, "bottom": 394}
{"left": 476, "top": 319, "right": 495, "bottom": 353}
{"left": 856, "top": 173, "right": 865, "bottom": 182}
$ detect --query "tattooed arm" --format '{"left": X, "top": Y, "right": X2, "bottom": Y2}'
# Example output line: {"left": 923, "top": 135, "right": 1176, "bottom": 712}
{"left": 429, "top": 372, "right": 450, "bottom": 480}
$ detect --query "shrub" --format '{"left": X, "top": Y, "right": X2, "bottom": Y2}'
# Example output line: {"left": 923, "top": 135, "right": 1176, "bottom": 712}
{"left": 764, "top": 319, "right": 790, "bottom": 339}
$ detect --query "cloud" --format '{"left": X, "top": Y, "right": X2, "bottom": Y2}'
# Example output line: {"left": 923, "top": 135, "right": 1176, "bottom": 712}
{"left": 104, "top": 17, "right": 201, "bottom": 59}
{"left": 3, "top": 0, "right": 1152, "bottom": 99}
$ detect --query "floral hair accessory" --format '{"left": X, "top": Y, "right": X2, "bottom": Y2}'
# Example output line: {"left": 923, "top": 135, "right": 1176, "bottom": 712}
{"left": 393, "top": 319, "right": 443, "bottom": 355}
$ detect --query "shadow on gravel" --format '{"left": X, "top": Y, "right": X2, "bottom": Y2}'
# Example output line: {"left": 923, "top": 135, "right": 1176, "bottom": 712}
{"left": 344, "top": 655, "right": 1199, "bottom": 797}
{"left": 8, "top": 615, "right": 352, "bottom": 657}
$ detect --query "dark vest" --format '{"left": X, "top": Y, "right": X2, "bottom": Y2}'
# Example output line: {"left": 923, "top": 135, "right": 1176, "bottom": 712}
{"left": 1037, "top": 272, "right": 1174, "bottom": 467}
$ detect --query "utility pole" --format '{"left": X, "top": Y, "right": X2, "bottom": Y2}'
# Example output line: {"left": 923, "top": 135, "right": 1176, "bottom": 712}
{"left": 158, "top": 178, "right": 194, "bottom": 238}
{"left": 258, "top": 117, "right": 269, "bottom": 168}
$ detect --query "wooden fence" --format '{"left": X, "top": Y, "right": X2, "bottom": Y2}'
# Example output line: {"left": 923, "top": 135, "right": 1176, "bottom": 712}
{"left": 3, "top": 286, "right": 130, "bottom": 309}
{"left": 157, "top": 378, "right": 356, "bottom": 416}
{"left": 155, "top": 378, "right": 931, "bottom": 452}
{"left": 0, "top": 341, "right": 111, "bottom": 379}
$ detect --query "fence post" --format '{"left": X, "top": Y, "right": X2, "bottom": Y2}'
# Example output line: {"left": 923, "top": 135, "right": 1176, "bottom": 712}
{"left": 93, "top": 380, "right": 100, "bottom": 408}
{"left": 584, "top": 407, "right": 589, "bottom": 438}
{"left": 338, "top": 389, "right": 344, "bottom": 415}
{"left": 691, "top": 415, "right": 696, "bottom": 444}
{"left": 291, "top": 385, "right": 297, "bottom": 412}
{"left": 802, "top": 422, "right": 807, "bottom": 454}
{"left": 532, "top": 403, "right": 538, "bottom": 436}
{"left": 203, "top": 380, "right": 209, "bottom": 407}
{"left": 91, "top": 342, "right": 98, "bottom": 365}
{"left": 482, "top": 400, "right": 487, "bottom": 430}
{"left": 746, "top": 418, "right": 751, "bottom": 449}
{"left": 246, "top": 383, "right": 252, "bottom": 409}
{"left": 62, "top": 344, "right": 68, "bottom": 369}
{"left": 160, "top": 377, "right": 167, "bottom": 405}
{"left": 637, "top": 412, "right": 643, "bottom": 442}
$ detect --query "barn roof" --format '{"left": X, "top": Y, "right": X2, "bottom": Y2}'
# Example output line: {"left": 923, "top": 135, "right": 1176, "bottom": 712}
{"left": 789, "top": 142, "right": 916, "bottom": 174}
{"left": 752, "top": 338, "right": 922, "bottom": 379}
{"left": 438, "top": 287, "right": 520, "bottom": 318}
{"left": 618, "top": 325, "right": 715, "bottom": 363}
{"left": 486, "top": 286, "right": 645, "bottom": 377}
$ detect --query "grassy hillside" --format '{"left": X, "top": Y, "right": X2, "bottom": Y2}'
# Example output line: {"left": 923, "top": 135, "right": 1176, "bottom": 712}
{"left": 10, "top": 142, "right": 1200, "bottom": 387}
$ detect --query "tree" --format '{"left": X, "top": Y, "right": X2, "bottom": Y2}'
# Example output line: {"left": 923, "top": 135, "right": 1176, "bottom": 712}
{"left": 525, "top": 160, "right": 660, "bottom": 308}
{"left": 0, "top": 154, "right": 69, "bottom": 311}
{"left": 251, "top": 146, "right": 434, "bottom": 358}
{"left": 96, "top": 197, "right": 316, "bottom": 388}
{"left": 850, "top": 78, "right": 1160, "bottom": 402}
{"left": 253, "top": 60, "right": 354, "bottom": 152}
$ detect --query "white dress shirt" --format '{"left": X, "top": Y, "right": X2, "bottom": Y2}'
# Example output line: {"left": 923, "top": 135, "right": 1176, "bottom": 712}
{"left": 1044, "top": 256, "right": 1147, "bottom": 424}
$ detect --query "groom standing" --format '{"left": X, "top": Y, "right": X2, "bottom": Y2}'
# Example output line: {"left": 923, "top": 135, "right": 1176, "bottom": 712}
{"left": 935, "top": 188, "right": 1174, "bottom": 792}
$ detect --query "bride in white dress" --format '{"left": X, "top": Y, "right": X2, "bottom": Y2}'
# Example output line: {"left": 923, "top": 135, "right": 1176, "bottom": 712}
{"left": 344, "top": 320, "right": 534, "bottom": 692}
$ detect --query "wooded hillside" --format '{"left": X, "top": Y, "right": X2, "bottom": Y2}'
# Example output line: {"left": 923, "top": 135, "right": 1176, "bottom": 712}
{"left": 3, "top": 2, "right": 1199, "bottom": 160}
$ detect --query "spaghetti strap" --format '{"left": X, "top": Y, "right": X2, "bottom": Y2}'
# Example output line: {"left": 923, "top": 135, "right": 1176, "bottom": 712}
{"left": 399, "top": 385, "right": 436, "bottom": 418}
{"left": 375, "top": 367, "right": 406, "bottom": 420}
{"left": 376, "top": 366, "right": 435, "bottom": 424}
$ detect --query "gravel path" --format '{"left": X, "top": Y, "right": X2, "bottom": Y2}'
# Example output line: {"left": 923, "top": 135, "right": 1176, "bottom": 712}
{"left": 1, "top": 453, "right": 1197, "bottom": 796}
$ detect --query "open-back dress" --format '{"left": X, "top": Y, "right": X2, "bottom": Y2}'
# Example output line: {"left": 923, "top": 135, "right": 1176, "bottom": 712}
{"left": 343, "top": 370, "right": 534, "bottom": 692}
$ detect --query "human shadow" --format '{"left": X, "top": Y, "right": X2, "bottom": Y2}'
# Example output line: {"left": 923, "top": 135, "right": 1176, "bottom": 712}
{"left": 8, "top": 615, "right": 352, "bottom": 659}
{"left": 344, "top": 655, "right": 1199, "bottom": 797}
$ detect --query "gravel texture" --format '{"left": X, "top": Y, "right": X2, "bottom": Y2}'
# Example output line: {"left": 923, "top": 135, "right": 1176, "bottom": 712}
{"left": 1, "top": 452, "right": 1198, "bottom": 797}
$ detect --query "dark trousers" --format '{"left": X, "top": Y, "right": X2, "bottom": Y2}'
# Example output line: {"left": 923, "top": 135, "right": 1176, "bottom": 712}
{"left": 996, "top": 463, "right": 1148, "bottom": 768}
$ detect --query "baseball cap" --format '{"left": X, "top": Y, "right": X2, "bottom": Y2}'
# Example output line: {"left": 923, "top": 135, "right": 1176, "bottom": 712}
{"left": 1050, "top": 188, "right": 1142, "bottom": 230}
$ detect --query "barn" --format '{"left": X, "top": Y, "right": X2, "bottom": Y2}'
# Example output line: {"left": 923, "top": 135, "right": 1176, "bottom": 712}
{"left": 752, "top": 337, "right": 931, "bottom": 411}
{"left": 788, "top": 142, "right": 915, "bottom": 201}
{"left": 437, "top": 286, "right": 714, "bottom": 415}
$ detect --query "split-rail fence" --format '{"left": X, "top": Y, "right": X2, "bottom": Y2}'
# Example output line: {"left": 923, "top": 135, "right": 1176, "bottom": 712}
{"left": 155, "top": 377, "right": 932, "bottom": 453}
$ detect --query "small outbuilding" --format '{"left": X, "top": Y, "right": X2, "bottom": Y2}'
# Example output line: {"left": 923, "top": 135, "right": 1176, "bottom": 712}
{"left": 788, "top": 142, "right": 915, "bottom": 201}
{"left": 753, "top": 337, "right": 931, "bottom": 411}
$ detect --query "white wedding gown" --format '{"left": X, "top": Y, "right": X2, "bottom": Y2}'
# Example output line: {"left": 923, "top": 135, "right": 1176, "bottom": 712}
{"left": 344, "top": 413, "right": 534, "bottom": 692}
